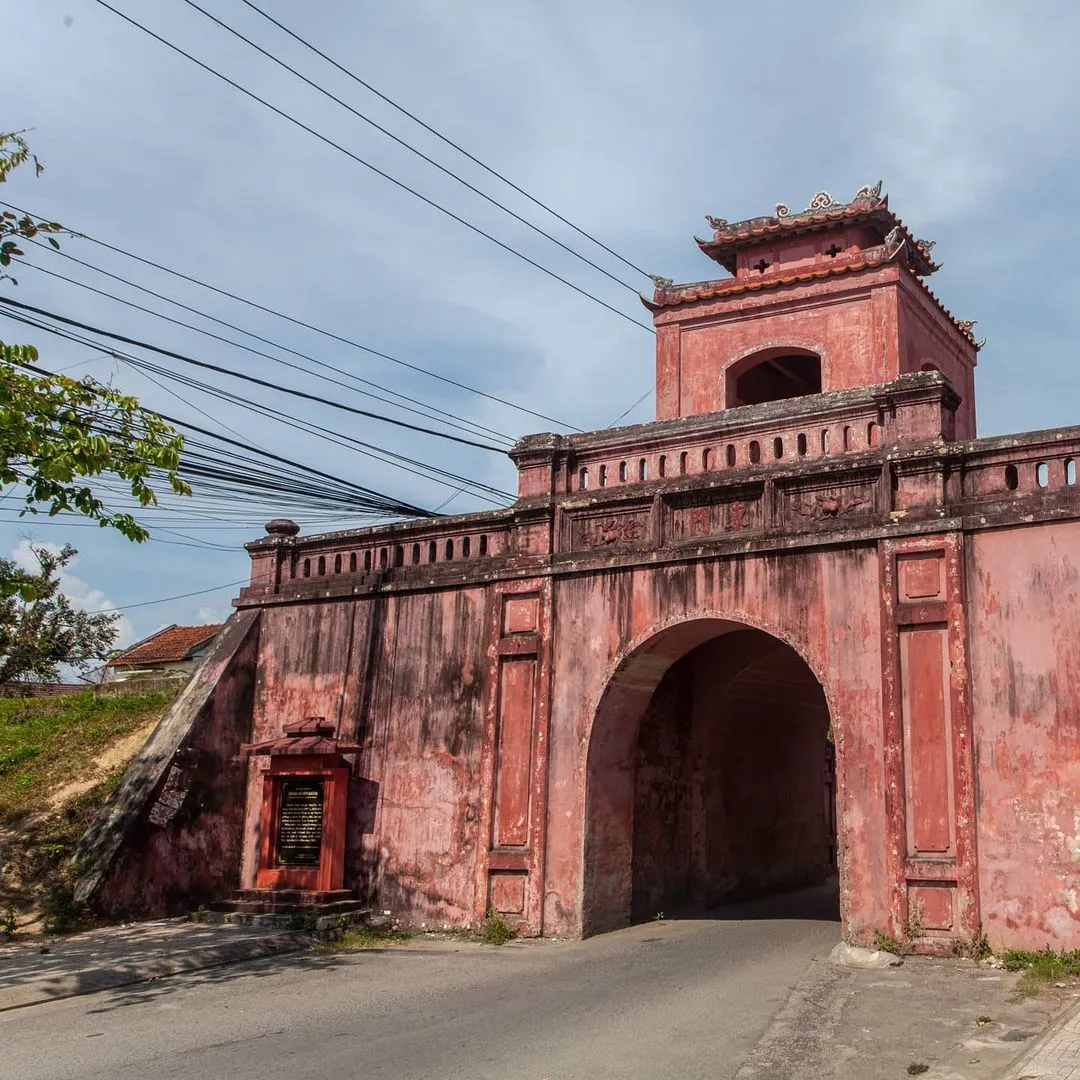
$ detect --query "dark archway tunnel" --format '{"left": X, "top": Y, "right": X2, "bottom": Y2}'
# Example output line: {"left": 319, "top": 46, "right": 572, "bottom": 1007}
{"left": 583, "top": 622, "right": 837, "bottom": 935}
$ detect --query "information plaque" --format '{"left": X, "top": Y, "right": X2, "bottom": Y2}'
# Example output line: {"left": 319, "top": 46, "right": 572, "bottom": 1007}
{"left": 276, "top": 778, "right": 324, "bottom": 867}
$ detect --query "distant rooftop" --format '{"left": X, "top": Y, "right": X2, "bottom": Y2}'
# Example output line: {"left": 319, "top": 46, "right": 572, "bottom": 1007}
{"left": 109, "top": 624, "right": 221, "bottom": 667}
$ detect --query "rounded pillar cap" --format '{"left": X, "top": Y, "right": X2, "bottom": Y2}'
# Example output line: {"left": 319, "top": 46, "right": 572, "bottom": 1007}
{"left": 265, "top": 518, "right": 300, "bottom": 537}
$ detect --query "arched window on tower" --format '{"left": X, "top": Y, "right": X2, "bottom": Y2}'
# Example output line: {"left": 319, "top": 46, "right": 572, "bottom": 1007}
{"left": 726, "top": 348, "right": 822, "bottom": 408}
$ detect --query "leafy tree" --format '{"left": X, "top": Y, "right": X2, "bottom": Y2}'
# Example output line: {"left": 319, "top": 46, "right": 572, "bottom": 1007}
{"left": 0, "top": 131, "right": 190, "bottom": 594}
{"left": 0, "top": 543, "right": 117, "bottom": 683}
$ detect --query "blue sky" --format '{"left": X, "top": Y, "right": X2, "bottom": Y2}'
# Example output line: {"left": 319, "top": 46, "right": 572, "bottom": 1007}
{"left": 4, "top": 0, "right": 1080, "bottom": 655}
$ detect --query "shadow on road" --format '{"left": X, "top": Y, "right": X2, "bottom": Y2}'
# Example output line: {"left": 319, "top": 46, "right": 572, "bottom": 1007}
{"left": 644, "top": 879, "right": 841, "bottom": 926}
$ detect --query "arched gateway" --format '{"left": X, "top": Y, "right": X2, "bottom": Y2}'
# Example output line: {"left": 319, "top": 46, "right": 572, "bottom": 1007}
{"left": 583, "top": 618, "right": 835, "bottom": 936}
{"left": 78, "top": 183, "right": 1080, "bottom": 956}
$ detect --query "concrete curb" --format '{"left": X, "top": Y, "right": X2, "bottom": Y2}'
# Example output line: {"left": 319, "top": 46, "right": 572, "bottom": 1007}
{"left": 994, "top": 994, "right": 1080, "bottom": 1080}
{"left": 0, "top": 932, "right": 309, "bottom": 1013}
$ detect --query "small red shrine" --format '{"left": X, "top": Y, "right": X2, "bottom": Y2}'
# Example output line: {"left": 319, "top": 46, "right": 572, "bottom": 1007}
{"left": 78, "top": 183, "right": 1080, "bottom": 956}
{"left": 241, "top": 717, "right": 359, "bottom": 895}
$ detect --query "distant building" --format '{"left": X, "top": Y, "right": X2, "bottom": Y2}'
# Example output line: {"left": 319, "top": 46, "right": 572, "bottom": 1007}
{"left": 107, "top": 624, "right": 222, "bottom": 683}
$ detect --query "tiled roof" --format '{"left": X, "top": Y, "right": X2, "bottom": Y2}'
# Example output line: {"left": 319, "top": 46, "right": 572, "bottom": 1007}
{"left": 642, "top": 250, "right": 897, "bottom": 309}
{"left": 240, "top": 717, "right": 363, "bottom": 757}
{"left": 110, "top": 624, "right": 222, "bottom": 667}
{"left": 642, "top": 240, "right": 982, "bottom": 351}
{"left": 694, "top": 183, "right": 940, "bottom": 278}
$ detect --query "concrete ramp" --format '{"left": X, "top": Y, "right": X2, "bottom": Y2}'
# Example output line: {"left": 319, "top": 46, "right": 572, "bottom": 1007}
{"left": 74, "top": 609, "right": 261, "bottom": 916}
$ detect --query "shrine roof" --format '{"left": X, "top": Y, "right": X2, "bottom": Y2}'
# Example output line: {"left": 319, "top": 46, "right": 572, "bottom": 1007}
{"left": 241, "top": 717, "right": 363, "bottom": 756}
{"left": 693, "top": 182, "right": 940, "bottom": 277}
{"left": 109, "top": 624, "right": 222, "bottom": 667}
{"left": 643, "top": 225, "right": 982, "bottom": 351}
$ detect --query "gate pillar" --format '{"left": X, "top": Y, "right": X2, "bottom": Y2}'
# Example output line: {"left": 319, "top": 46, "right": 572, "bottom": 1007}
{"left": 473, "top": 578, "right": 553, "bottom": 935}
{"left": 879, "top": 533, "right": 980, "bottom": 950}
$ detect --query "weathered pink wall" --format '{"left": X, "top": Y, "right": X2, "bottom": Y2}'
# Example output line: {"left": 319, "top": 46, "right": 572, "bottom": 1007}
{"left": 897, "top": 276, "right": 977, "bottom": 437}
{"left": 968, "top": 522, "right": 1080, "bottom": 950}
{"left": 543, "top": 545, "right": 886, "bottom": 942}
{"left": 244, "top": 587, "right": 488, "bottom": 927}
{"left": 667, "top": 275, "right": 893, "bottom": 417}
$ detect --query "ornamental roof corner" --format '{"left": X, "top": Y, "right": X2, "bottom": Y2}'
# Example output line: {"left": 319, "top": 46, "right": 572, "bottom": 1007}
{"left": 695, "top": 182, "right": 940, "bottom": 279}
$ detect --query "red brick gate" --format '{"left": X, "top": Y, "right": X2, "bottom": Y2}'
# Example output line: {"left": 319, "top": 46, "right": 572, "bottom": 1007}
{"left": 79, "top": 184, "right": 1080, "bottom": 954}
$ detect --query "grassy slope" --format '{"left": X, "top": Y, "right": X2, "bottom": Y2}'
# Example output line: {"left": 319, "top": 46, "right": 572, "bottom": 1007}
{"left": 0, "top": 689, "right": 175, "bottom": 934}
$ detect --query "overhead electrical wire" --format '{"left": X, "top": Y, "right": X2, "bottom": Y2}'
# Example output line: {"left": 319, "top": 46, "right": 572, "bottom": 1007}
{"left": 609, "top": 388, "right": 653, "bottom": 427}
{"left": 236, "top": 0, "right": 651, "bottom": 280}
{"left": 1, "top": 305, "right": 515, "bottom": 506}
{"left": 11, "top": 308, "right": 515, "bottom": 504}
{"left": 122, "top": 357, "right": 515, "bottom": 503}
{"left": 1, "top": 198, "right": 579, "bottom": 431}
{"left": 89, "top": 0, "right": 656, "bottom": 335}
{"left": 179, "top": 0, "right": 641, "bottom": 296}
{"left": 0, "top": 511, "right": 241, "bottom": 552}
{"left": 0, "top": 294, "right": 508, "bottom": 453}
{"left": 3, "top": 330, "right": 445, "bottom": 520}
{"left": 84, "top": 578, "right": 252, "bottom": 613}
{"left": 19, "top": 254, "right": 516, "bottom": 448}
{"left": 25, "top": 239, "right": 516, "bottom": 444}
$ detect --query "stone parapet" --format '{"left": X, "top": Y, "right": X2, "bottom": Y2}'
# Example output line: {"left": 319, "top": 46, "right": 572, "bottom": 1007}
{"left": 237, "top": 374, "right": 1080, "bottom": 605}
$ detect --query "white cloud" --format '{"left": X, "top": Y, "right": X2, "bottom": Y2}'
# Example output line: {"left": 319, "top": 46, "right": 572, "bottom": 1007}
{"left": 5, "top": 0, "right": 1080, "bottom": 628}
{"left": 195, "top": 604, "right": 229, "bottom": 626}
{"left": 10, "top": 540, "right": 137, "bottom": 652}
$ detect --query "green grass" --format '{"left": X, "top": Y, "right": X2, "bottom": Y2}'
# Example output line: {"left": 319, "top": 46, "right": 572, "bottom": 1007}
{"left": 0, "top": 687, "right": 177, "bottom": 935}
{"left": 312, "top": 926, "right": 414, "bottom": 953}
{"left": 0, "top": 689, "right": 174, "bottom": 816}
{"left": 872, "top": 931, "right": 905, "bottom": 956}
{"left": 1000, "top": 947, "right": 1080, "bottom": 998}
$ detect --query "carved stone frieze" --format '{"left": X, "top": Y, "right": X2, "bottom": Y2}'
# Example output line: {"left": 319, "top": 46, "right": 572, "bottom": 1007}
{"left": 569, "top": 508, "right": 650, "bottom": 550}
{"left": 148, "top": 763, "right": 191, "bottom": 827}
{"left": 784, "top": 482, "right": 877, "bottom": 526}
{"left": 668, "top": 492, "right": 761, "bottom": 541}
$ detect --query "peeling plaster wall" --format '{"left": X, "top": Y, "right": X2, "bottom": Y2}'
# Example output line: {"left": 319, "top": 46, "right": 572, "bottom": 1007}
{"left": 896, "top": 278, "right": 977, "bottom": 438}
{"left": 244, "top": 587, "right": 488, "bottom": 927}
{"left": 544, "top": 544, "right": 884, "bottom": 941}
{"left": 968, "top": 523, "right": 1080, "bottom": 950}
{"left": 676, "top": 288, "right": 880, "bottom": 416}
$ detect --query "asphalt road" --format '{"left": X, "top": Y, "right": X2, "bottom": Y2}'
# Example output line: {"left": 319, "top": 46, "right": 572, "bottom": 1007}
{"left": 0, "top": 888, "right": 841, "bottom": 1080}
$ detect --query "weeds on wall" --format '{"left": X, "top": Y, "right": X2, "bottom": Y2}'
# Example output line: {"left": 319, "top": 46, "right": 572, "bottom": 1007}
{"left": 480, "top": 908, "right": 517, "bottom": 946}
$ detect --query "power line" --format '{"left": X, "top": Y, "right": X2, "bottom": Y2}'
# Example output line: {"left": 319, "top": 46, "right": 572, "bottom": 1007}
{"left": 85, "top": 578, "right": 250, "bottom": 613}
{"left": 4, "top": 307, "right": 515, "bottom": 505}
{"left": 0, "top": 294, "right": 508, "bottom": 453}
{"left": 89, "top": 0, "right": 656, "bottom": 335}
{"left": 20, "top": 254, "right": 516, "bottom": 447}
{"left": 124, "top": 357, "right": 515, "bottom": 502}
{"left": 1, "top": 197, "right": 580, "bottom": 432}
{"left": 6, "top": 337, "right": 446, "bottom": 519}
{"left": 180, "top": 0, "right": 641, "bottom": 296}
{"left": 0, "top": 512, "right": 240, "bottom": 552}
{"left": 28, "top": 240, "right": 515, "bottom": 444}
{"left": 237, "top": 0, "right": 651, "bottom": 280}
{"left": 609, "top": 388, "right": 653, "bottom": 426}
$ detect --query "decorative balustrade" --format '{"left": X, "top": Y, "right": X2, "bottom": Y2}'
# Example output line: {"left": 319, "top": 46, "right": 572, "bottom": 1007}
{"left": 568, "top": 415, "right": 882, "bottom": 495}
{"left": 512, "top": 370, "right": 959, "bottom": 501}
{"left": 241, "top": 376, "right": 1080, "bottom": 603}
{"left": 960, "top": 430, "right": 1080, "bottom": 501}
{"left": 243, "top": 514, "right": 519, "bottom": 599}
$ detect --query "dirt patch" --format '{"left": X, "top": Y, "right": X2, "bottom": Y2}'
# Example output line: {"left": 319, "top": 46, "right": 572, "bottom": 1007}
{"left": 44, "top": 718, "right": 159, "bottom": 811}
{"left": 1, "top": 704, "right": 167, "bottom": 939}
